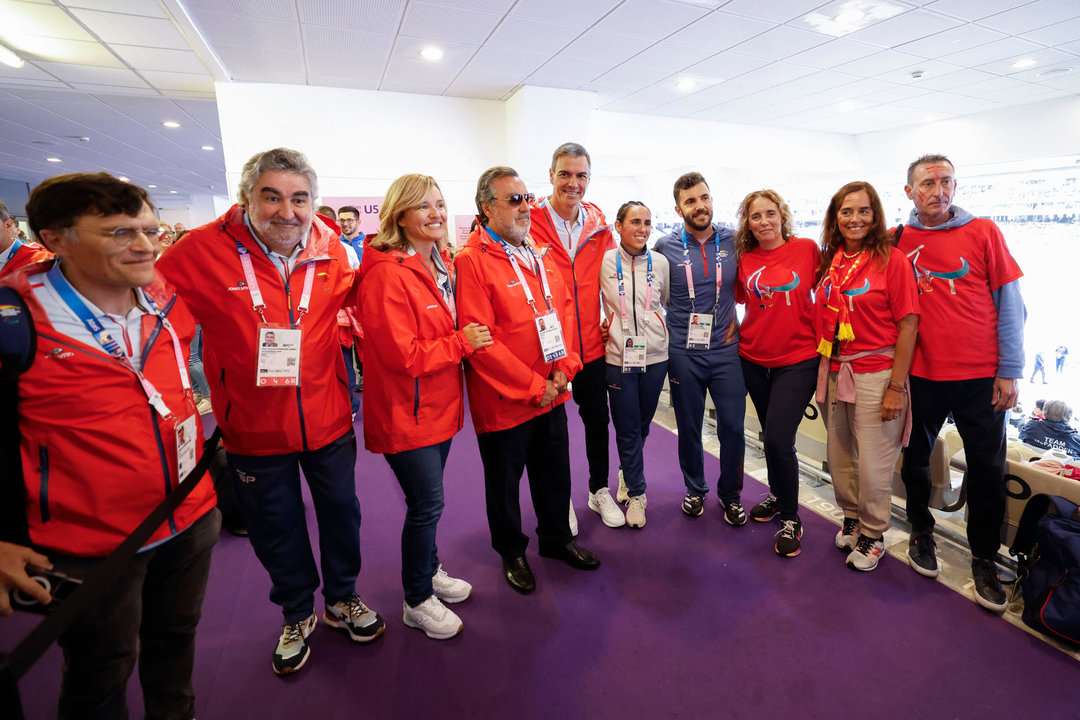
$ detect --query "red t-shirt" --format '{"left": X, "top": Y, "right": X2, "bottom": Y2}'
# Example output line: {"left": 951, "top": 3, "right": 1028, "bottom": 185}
{"left": 816, "top": 246, "right": 919, "bottom": 373}
{"left": 896, "top": 219, "right": 1022, "bottom": 380}
{"left": 736, "top": 237, "right": 820, "bottom": 367}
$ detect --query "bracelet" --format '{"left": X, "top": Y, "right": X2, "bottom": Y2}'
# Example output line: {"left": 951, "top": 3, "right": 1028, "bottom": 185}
{"left": 887, "top": 380, "right": 907, "bottom": 394}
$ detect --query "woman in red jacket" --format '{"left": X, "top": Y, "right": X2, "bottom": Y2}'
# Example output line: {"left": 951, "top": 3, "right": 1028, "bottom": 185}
{"left": 361, "top": 174, "right": 492, "bottom": 640}
{"left": 735, "top": 190, "right": 820, "bottom": 558}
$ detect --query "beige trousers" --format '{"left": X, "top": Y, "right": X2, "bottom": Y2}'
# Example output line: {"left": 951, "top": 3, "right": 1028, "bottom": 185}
{"left": 822, "top": 368, "right": 904, "bottom": 539}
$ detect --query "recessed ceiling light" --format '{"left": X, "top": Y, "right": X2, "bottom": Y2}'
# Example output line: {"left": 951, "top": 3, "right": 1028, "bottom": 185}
{"left": 804, "top": 0, "right": 903, "bottom": 37}
{"left": 1012, "top": 58, "right": 1038, "bottom": 69}
{"left": 1036, "top": 67, "right": 1072, "bottom": 78}
{"left": 46, "top": 157, "right": 61, "bottom": 162}
{"left": 118, "top": 176, "right": 129, "bottom": 182}
{"left": 419, "top": 46, "right": 444, "bottom": 61}
{"left": 676, "top": 77, "right": 697, "bottom": 92}
{"left": 201, "top": 145, "right": 214, "bottom": 151}
{"left": 162, "top": 121, "right": 181, "bottom": 128}
{"left": 169, "top": 190, "right": 178, "bottom": 194}
{"left": 835, "top": 9, "right": 865, "bottom": 24}
{"left": 148, "top": 184, "right": 157, "bottom": 188}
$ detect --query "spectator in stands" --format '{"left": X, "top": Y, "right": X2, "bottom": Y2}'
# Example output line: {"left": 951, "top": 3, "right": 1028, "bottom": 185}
{"left": 1, "top": 172, "right": 219, "bottom": 717}
{"left": 897, "top": 154, "right": 1025, "bottom": 614}
{"left": 815, "top": 181, "right": 919, "bottom": 572}
{"left": 599, "top": 200, "right": 670, "bottom": 529}
{"left": 1020, "top": 399, "right": 1080, "bottom": 458}
{"left": 362, "top": 173, "right": 491, "bottom": 639}
{"left": 156, "top": 148, "right": 385, "bottom": 676}
{"left": 735, "top": 189, "right": 821, "bottom": 557}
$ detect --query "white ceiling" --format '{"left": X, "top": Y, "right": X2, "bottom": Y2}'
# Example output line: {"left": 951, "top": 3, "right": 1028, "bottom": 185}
{"left": 0, "top": 0, "right": 1078, "bottom": 202}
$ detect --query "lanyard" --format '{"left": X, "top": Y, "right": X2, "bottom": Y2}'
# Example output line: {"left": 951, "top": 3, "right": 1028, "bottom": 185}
{"left": 47, "top": 263, "right": 190, "bottom": 419}
{"left": 235, "top": 240, "right": 316, "bottom": 325}
{"left": 3, "top": 238, "right": 24, "bottom": 266}
{"left": 615, "top": 247, "right": 652, "bottom": 335}
{"left": 485, "top": 227, "right": 553, "bottom": 313}
{"left": 679, "top": 228, "right": 722, "bottom": 315}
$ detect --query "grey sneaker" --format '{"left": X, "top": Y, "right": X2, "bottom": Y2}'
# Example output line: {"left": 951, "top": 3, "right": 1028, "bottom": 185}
{"left": 431, "top": 565, "right": 472, "bottom": 604}
{"left": 835, "top": 518, "right": 859, "bottom": 553}
{"left": 723, "top": 499, "right": 748, "bottom": 527}
{"left": 971, "top": 558, "right": 1008, "bottom": 614}
{"left": 272, "top": 614, "right": 317, "bottom": 676}
{"left": 846, "top": 534, "right": 885, "bottom": 572}
{"left": 908, "top": 531, "right": 940, "bottom": 578}
{"left": 323, "top": 595, "right": 386, "bottom": 643}
{"left": 681, "top": 492, "right": 704, "bottom": 517}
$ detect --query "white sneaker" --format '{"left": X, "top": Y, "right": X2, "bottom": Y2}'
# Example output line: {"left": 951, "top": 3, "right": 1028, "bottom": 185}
{"left": 588, "top": 487, "right": 626, "bottom": 528}
{"left": 626, "top": 494, "right": 647, "bottom": 528}
{"left": 402, "top": 596, "right": 462, "bottom": 640}
{"left": 846, "top": 534, "right": 885, "bottom": 572}
{"left": 431, "top": 564, "right": 472, "bottom": 604}
{"left": 569, "top": 498, "right": 579, "bottom": 536}
{"left": 616, "top": 469, "right": 629, "bottom": 504}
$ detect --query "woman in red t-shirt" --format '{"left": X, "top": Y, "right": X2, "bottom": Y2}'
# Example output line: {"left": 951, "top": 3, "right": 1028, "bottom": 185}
{"left": 735, "top": 190, "right": 820, "bottom": 558}
{"left": 815, "top": 181, "right": 919, "bottom": 572}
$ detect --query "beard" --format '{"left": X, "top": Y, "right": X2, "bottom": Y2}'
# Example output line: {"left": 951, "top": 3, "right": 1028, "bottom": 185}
{"left": 685, "top": 209, "right": 712, "bottom": 233}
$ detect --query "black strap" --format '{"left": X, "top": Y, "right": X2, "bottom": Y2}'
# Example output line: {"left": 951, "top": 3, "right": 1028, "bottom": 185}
{"left": 0, "top": 288, "right": 35, "bottom": 546}
{"left": 1010, "top": 493, "right": 1056, "bottom": 559}
{"left": 891, "top": 224, "right": 904, "bottom": 245}
{"left": 2, "top": 426, "right": 223, "bottom": 681}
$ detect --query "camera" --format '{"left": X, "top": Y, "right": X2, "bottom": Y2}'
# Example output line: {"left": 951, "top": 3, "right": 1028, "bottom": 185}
{"left": 10, "top": 566, "right": 83, "bottom": 615}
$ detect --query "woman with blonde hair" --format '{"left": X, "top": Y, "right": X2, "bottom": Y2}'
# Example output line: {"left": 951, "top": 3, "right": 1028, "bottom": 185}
{"left": 814, "top": 181, "right": 919, "bottom": 571}
{"left": 734, "top": 189, "right": 820, "bottom": 557}
{"left": 361, "top": 174, "right": 492, "bottom": 639}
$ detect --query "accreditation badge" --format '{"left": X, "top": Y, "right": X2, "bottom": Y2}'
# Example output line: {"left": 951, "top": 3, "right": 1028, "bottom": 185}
{"left": 535, "top": 312, "right": 567, "bottom": 362}
{"left": 256, "top": 325, "right": 302, "bottom": 386}
{"left": 686, "top": 313, "right": 713, "bottom": 350}
{"left": 175, "top": 414, "right": 198, "bottom": 481}
{"left": 622, "top": 335, "right": 646, "bottom": 373}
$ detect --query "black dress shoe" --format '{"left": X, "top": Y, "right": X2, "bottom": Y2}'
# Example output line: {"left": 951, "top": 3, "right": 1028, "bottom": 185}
{"left": 538, "top": 541, "right": 601, "bottom": 570}
{"left": 503, "top": 555, "right": 536, "bottom": 594}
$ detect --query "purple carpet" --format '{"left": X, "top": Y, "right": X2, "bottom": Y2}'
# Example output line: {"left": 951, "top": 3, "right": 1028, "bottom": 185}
{"left": 4, "top": 406, "right": 1077, "bottom": 719}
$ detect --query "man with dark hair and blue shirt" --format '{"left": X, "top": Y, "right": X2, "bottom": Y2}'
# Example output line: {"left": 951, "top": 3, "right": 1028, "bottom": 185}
{"left": 654, "top": 172, "right": 746, "bottom": 524}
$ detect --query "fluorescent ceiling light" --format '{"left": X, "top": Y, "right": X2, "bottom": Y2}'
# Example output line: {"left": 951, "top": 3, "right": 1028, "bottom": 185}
{"left": 0, "top": 42, "right": 23, "bottom": 69}
{"left": 118, "top": 176, "right": 129, "bottom": 182}
{"left": 201, "top": 145, "right": 214, "bottom": 151}
{"left": 676, "top": 77, "right": 697, "bottom": 92}
{"left": 169, "top": 190, "right": 178, "bottom": 194}
{"left": 803, "top": 0, "right": 903, "bottom": 37}
{"left": 148, "top": 184, "right": 157, "bottom": 188}
{"left": 1012, "top": 58, "right": 1037, "bottom": 69}
{"left": 419, "top": 46, "right": 444, "bottom": 61}
{"left": 46, "top": 157, "right": 61, "bottom": 162}
{"left": 162, "top": 120, "right": 181, "bottom": 128}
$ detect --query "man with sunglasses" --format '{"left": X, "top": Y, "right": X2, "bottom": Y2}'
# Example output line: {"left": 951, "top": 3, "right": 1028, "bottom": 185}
{"left": 528, "top": 143, "right": 621, "bottom": 531}
{"left": 456, "top": 166, "right": 601, "bottom": 595}
{"left": 896, "top": 154, "right": 1025, "bottom": 613}
{"left": 0, "top": 172, "right": 219, "bottom": 718}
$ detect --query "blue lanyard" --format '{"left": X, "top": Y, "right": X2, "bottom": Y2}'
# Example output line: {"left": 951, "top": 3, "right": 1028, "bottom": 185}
{"left": 679, "top": 228, "right": 722, "bottom": 315}
{"left": 615, "top": 247, "right": 653, "bottom": 334}
{"left": 4, "top": 238, "right": 24, "bottom": 267}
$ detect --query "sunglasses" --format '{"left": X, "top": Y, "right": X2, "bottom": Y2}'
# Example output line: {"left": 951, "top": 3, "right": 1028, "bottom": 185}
{"left": 501, "top": 193, "right": 535, "bottom": 206}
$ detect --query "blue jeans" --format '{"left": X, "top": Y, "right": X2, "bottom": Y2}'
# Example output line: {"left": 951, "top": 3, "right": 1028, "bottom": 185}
{"left": 741, "top": 356, "right": 818, "bottom": 521}
{"left": 386, "top": 439, "right": 451, "bottom": 607}
{"left": 188, "top": 324, "right": 210, "bottom": 397}
{"left": 606, "top": 361, "right": 668, "bottom": 498}
{"left": 50, "top": 508, "right": 220, "bottom": 720}
{"left": 226, "top": 430, "right": 362, "bottom": 624}
{"left": 668, "top": 349, "right": 745, "bottom": 502}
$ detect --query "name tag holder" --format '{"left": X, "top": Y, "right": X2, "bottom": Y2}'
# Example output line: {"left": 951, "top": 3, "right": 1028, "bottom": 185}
{"left": 256, "top": 325, "right": 303, "bottom": 386}
{"left": 679, "top": 228, "right": 724, "bottom": 351}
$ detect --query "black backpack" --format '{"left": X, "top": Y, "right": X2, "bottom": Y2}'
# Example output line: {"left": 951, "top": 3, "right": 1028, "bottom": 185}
{"left": 1009, "top": 493, "right": 1080, "bottom": 645}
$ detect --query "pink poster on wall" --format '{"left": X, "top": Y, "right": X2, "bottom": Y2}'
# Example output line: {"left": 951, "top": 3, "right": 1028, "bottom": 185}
{"left": 322, "top": 197, "right": 383, "bottom": 236}
{"left": 454, "top": 215, "right": 475, "bottom": 249}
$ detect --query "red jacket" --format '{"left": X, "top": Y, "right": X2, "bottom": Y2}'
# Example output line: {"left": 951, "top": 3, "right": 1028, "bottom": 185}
{"left": 528, "top": 200, "right": 615, "bottom": 364}
{"left": 455, "top": 227, "right": 582, "bottom": 435}
{"left": 0, "top": 241, "right": 53, "bottom": 279}
{"left": 155, "top": 205, "right": 356, "bottom": 456}
{"left": 360, "top": 244, "right": 472, "bottom": 454}
{"left": 3, "top": 262, "right": 217, "bottom": 557}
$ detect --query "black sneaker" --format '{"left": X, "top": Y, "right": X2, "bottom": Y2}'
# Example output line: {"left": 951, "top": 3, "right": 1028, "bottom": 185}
{"left": 971, "top": 558, "right": 1008, "bottom": 614}
{"left": 723, "top": 499, "right": 748, "bottom": 527}
{"left": 272, "top": 614, "right": 317, "bottom": 676}
{"left": 750, "top": 493, "right": 779, "bottom": 523}
{"left": 908, "top": 531, "right": 939, "bottom": 578}
{"left": 775, "top": 519, "right": 803, "bottom": 557}
{"left": 681, "top": 492, "right": 704, "bottom": 517}
{"left": 834, "top": 517, "right": 858, "bottom": 553}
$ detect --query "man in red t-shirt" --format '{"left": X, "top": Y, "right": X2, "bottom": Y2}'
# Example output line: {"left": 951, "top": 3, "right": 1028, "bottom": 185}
{"left": 896, "top": 154, "right": 1025, "bottom": 614}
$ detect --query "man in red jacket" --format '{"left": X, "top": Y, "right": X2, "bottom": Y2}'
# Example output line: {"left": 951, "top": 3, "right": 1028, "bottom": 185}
{"left": 456, "top": 166, "right": 601, "bottom": 595}
{"left": 156, "top": 148, "right": 384, "bottom": 677}
{"left": 0, "top": 172, "right": 219, "bottom": 718}
{"left": 0, "top": 198, "right": 52, "bottom": 277}
{"left": 528, "top": 143, "right": 621, "bottom": 530}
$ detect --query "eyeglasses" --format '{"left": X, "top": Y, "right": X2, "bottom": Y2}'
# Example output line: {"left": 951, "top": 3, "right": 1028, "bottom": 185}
{"left": 70, "top": 225, "right": 162, "bottom": 246}
{"left": 500, "top": 193, "right": 535, "bottom": 206}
